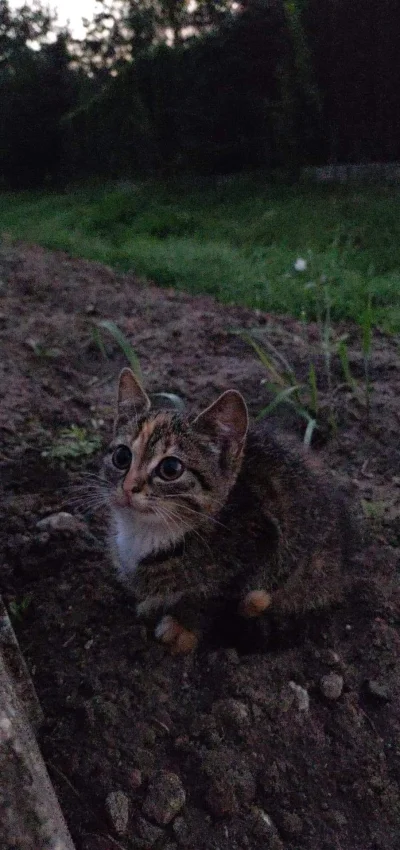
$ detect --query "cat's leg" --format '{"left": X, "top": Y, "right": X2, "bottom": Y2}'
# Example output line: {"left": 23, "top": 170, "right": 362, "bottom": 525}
{"left": 238, "top": 556, "right": 276, "bottom": 619}
{"left": 239, "top": 589, "right": 273, "bottom": 618}
{"left": 135, "top": 591, "right": 198, "bottom": 653}
{"left": 155, "top": 614, "right": 199, "bottom": 654}
{"left": 156, "top": 590, "right": 221, "bottom": 654}
{"left": 239, "top": 549, "right": 342, "bottom": 619}
{"left": 270, "top": 550, "right": 343, "bottom": 615}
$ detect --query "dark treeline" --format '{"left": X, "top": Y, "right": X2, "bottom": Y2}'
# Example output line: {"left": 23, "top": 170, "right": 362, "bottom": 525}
{"left": 1, "top": 0, "right": 400, "bottom": 188}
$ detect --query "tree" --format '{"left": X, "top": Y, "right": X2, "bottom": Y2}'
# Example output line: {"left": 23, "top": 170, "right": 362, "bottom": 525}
{"left": 0, "top": 1, "right": 78, "bottom": 186}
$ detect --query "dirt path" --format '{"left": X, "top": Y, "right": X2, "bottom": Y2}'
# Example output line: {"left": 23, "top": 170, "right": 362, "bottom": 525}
{"left": 1, "top": 242, "right": 400, "bottom": 850}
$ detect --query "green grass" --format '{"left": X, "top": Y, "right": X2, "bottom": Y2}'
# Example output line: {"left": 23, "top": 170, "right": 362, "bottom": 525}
{"left": 1, "top": 174, "right": 400, "bottom": 330}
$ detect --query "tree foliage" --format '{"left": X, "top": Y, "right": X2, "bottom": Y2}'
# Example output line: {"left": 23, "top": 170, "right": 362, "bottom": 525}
{"left": 1, "top": 0, "right": 400, "bottom": 187}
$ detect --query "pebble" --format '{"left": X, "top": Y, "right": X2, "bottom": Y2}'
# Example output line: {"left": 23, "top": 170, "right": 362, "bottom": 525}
{"left": 130, "top": 768, "right": 143, "bottom": 789}
{"left": 288, "top": 681, "right": 310, "bottom": 712}
{"left": 36, "top": 511, "right": 82, "bottom": 533}
{"left": 325, "top": 650, "right": 341, "bottom": 666}
{"left": 224, "top": 647, "right": 240, "bottom": 665}
{"left": 365, "top": 679, "right": 391, "bottom": 702}
{"left": 137, "top": 816, "right": 164, "bottom": 845}
{"left": 212, "top": 698, "right": 250, "bottom": 731}
{"left": 105, "top": 790, "right": 129, "bottom": 835}
{"left": 172, "top": 816, "right": 190, "bottom": 846}
{"left": 320, "top": 673, "right": 344, "bottom": 700}
{"left": 143, "top": 771, "right": 186, "bottom": 825}
{"left": 369, "top": 774, "right": 384, "bottom": 791}
{"left": 250, "top": 808, "right": 284, "bottom": 848}
{"left": 331, "top": 811, "right": 348, "bottom": 827}
{"left": 174, "top": 735, "right": 190, "bottom": 751}
{"left": 202, "top": 750, "right": 256, "bottom": 816}
{"left": 7, "top": 533, "right": 32, "bottom": 553}
{"left": 280, "top": 811, "right": 303, "bottom": 837}
{"left": 35, "top": 531, "right": 50, "bottom": 546}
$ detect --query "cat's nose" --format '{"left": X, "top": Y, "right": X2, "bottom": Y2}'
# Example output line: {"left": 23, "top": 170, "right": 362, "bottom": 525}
{"left": 122, "top": 476, "right": 144, "bottom": 495}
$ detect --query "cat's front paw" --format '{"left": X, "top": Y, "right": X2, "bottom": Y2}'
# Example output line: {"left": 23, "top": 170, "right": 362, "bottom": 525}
{"left": 239, "top": 589, "right": 272, "bottom": 618}
{"left": 155, "top": 615, "right": 199, "bottom": 654}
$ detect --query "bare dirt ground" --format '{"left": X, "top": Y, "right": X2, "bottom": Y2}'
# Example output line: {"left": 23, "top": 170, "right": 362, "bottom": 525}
{"left": 1, "top": 242, "right": 400, "bottom": 850}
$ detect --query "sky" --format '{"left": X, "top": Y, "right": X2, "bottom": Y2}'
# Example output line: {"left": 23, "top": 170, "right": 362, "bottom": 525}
{"left": 11, "top": 0, "right": 99, "bottom": 39}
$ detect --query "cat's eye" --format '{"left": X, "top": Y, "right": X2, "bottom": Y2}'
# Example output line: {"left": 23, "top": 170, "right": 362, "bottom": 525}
{"left": 112, "top": 445, "right": 132, "bottom": 470}
{"left": 156, "top": 456, "right": 184, "bottom": 481}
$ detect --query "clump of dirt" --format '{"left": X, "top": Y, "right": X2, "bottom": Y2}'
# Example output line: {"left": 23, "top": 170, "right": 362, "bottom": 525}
{"left": 1, "top": 242, "right": 400, "bottom": 850}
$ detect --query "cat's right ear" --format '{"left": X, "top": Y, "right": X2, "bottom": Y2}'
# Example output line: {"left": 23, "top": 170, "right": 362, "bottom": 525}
{"left": 193, "top": 390, "right": 248, "bottom": 458}
{"left": 117, "top": 368, "right": 151, "bottom": 418}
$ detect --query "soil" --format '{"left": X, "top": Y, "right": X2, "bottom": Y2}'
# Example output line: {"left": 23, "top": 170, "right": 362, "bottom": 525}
{"left": 1, "top": 241, "right": 400, "bottom": 850}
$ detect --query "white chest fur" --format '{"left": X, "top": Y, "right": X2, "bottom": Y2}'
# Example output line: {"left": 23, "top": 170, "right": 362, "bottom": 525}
{"left": 110, "top": 508, "right": 181, "bottom": 582}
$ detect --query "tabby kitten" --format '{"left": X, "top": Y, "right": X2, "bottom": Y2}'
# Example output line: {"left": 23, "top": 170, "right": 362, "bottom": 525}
{"left": 103, "top": 368, "right": 352, "bottom": 653}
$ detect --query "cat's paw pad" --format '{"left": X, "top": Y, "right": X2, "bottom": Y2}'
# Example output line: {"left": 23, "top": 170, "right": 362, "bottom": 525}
{"left": 240, "top": 590, "right": 272, "bottom": 618}
{"left": 155, "top": 615, "right": 198, "bottom": 654}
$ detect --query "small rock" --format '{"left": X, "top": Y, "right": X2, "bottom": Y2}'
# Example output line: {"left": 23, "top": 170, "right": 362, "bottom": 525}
{"left": 35, "top": 531, "right": 50, "bottom": 546}
{"left": 288, "top": 681, "right": 310, "bottom": 712}
{"left": 325, "top": 650, "right": 341, "bottom": 666}
{"left": 172, "top": 816, "right": 190, "bottom": 846}
{"left": 280, "top": 811, "right": 303, "bottom": 837}
{"left": 130, "top": 768, "right": 143, "bottom": 789}
{"left": 202, "top": 750, "right": 256, "bottom": 817}
{"left": 224, "top": 647, "right": 240, "bottom": 665}
{"left": 137, "top": 816, "right": 164, "bottom": 845}
{"left": 36, "top": 512, "right": 82, "bottom": 533}
{"left": 331, "top": 811, "right": 348, "bottom": 827}
{"left": 143, "top": 771, "right": 186, "bottom": 825}
{"left": 212, "top": 698, "right": 250, "bottom": 732}
{"left": 7, "top": 517, "right": 26, "bottom": 534}
{"left": 174, "top": 735, "right": 190, "bottom": 751}
{"left": 97, "top": 698, "right": 119, "bottom": 726}
{"left": 252, "top": 704, "right": 263, "bottom": 721}
{"left": 250, "top": 808, "right": 284, "bottom": 848}
{"left": 369, "top": 774, "right": 384, "bottom": 791}
{"left": 7, "top": 533, "right": 32, "bottom": 554}
{"left": 105, "top": 790, "right": 129, "bottom": 835}
{"left": 320, "top": 673, "right": 344, "bottom": 700}
{"left": 365, "top": 679, "right": 391, "bottom": 702}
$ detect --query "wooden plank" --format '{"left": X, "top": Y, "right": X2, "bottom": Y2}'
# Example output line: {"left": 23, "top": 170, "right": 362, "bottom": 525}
{"left": 0, "top": 597, "right": 76, "bottom": 850}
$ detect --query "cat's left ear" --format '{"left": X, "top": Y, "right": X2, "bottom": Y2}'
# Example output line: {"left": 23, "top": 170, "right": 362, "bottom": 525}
{"left": 194, "top": 390, "right": 248, "bottom": 456}
{"left": 117, "top": 368, "right": 151, "bottom": 417}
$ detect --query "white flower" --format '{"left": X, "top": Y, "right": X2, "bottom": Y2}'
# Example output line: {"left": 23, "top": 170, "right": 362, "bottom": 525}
{"left": 294, "top": 257, "right": 307, "bottom": 272}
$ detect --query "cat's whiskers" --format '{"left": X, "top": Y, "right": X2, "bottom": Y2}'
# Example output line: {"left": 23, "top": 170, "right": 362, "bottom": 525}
{"left": 66, "top": 486, "right": 106, "bottom": 499}
{"left": 151, "top": 499, "right": 187, "bottom": 537}
{"left": 151, "top": 502, "right": 189, "bottom": 560}
{"left": 63, "top": 495, "right": 108, "bottom": 515}
{"left": 151, "top": 503, "right": 183, "bottom": 544}
{"left": 78, "top": 472, "right": 109, "bottom": 485}
{"left": 159, "top": 496, "right": 230, "bottom": 532}
{"left": 153, "top": 500, "right": 215, "bottom": 560}
{"left": 68, "top": 477, "right": 108, "bottom": 490}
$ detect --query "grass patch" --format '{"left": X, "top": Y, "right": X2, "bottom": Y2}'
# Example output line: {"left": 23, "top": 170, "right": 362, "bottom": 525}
{"left": 1, "top": 175, "right": 400, "bottom": 329}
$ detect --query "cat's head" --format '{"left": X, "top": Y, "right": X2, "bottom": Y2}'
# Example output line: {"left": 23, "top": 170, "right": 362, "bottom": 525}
{"left": 102, "top": 368, "right": 248, "bottom": 534}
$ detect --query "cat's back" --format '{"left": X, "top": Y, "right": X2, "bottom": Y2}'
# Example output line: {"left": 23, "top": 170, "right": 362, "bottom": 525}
{"left": 243, "top": 418, "right": 325, "bottom": 488}
{"left": 242, "top": 418, "right": 356, "bottom": 553}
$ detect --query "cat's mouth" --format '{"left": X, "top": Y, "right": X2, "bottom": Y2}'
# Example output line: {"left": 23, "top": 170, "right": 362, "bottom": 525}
{"left": 113, "top": 490, "right": 154, "bottom": 515}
